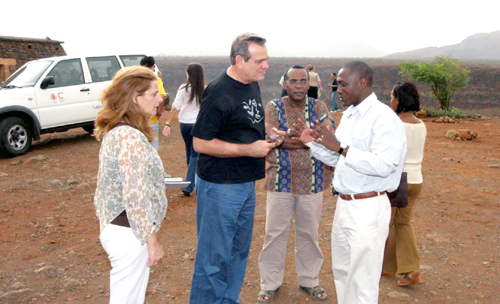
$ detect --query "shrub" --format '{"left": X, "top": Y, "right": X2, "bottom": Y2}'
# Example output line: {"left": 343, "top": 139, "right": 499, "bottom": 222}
{"left": 399, "top": 56, "right": 470, "bottom": 110}
{"left": 422, "top": 106, "right": 480, "bottom": 118}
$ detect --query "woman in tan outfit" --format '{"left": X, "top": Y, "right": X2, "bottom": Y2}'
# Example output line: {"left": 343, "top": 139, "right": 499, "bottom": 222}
{"left": 382, "top": 81, "right": 427, "bottom": 286}
{"left": 306, "top": 65, "right": 322, "bottom": 99}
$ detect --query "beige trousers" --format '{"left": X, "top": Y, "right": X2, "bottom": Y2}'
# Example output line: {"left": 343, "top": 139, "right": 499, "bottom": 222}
{"left": 258, "top": 191, "right": 324, "bottom": 290}
{"left": 383, "top": 183, "right": 423, "bottom": 274}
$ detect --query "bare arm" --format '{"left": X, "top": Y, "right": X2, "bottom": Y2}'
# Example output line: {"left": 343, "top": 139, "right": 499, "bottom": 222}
{"left": 162, "top": 108, "right": 180, "bottom": 137}
{"left": 155, "top": 94, "right": 167, "bottom": 118}
{"left": 193, "top": 137, "right": 278, "bottom": 158}
{"left": 318, "top": 75, "right": 323, "bottom": 91}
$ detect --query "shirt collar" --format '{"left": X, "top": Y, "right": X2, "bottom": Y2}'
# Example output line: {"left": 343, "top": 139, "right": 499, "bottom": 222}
{"left": 347, "top": 92, "right": 377, "bottom": 118}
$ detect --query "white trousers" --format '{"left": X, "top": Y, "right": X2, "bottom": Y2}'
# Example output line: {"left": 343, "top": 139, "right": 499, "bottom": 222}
{"left": 331, "top": 194, "right": 391, "bottom": 304}
{"left": 258, "top": 191, "right": 324, "bottom": 290}
{"left": 100, "top": 224, "right": 150, "bottom": 304}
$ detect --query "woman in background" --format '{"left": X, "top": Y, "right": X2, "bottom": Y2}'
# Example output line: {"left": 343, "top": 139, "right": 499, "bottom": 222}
{"left": 382, "top": 81, "right": 427, "bottom": 286}
{"left": 94, "top": 66, "right": 168, "bottom": 304}
{"left": 163, "top": 63, "right": 205, "bottom": 197}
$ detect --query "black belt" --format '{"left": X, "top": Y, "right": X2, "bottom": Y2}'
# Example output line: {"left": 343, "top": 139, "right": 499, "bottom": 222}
{"left": 110, "top": 210, "right": 130, "bottom": 227}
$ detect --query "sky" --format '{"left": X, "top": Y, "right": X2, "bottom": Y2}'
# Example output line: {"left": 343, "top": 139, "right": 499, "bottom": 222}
{"left": 3, "top": 0, "right": 499, "bottom": 58}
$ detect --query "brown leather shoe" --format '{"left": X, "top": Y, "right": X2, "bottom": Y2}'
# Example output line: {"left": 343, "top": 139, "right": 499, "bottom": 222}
{"left": 382, "top": 271, "right": 396, "bottom": 277}
{"left": 398, "top": 270, "right": 426, "bottom": 286}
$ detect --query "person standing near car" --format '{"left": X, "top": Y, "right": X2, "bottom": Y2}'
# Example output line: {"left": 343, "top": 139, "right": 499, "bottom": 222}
{"left": 140, "top": 56, "right": 167, "bottom": 151}
{"left": 94, "top": 66, "right": 168, "bottom": 304}
{"left": 189, "top": 33, "right": 280, "bottom": 304}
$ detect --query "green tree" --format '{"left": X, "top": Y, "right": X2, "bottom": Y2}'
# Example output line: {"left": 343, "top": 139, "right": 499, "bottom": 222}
{"left": 399, "top": 56, "right": 470, "bottom": 109}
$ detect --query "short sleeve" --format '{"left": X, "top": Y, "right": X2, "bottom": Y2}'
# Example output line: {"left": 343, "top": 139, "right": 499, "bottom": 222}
{"left": 157, "top": 78, "right": 166, "bottom": 98}
{"left": 265, "top": 100, "right": 280, "bottom": 129}
{"left": 172, "top": 84, "right": 188, "bottom": 111}
{"left": 191, "top": 89, "right": 225, "bottom": 140}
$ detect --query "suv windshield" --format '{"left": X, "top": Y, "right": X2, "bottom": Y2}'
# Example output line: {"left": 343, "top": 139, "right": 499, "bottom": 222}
{"left": 119, "top": 55, "right": 146, "bottom": 67}
{"left": 120, "top": 54, "right": 161, "bottom": 78}
{"left": 1, "top": 61, "right": 53, "bottom": 88}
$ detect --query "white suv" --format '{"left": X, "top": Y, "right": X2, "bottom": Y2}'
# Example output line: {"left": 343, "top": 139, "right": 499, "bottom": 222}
{"left": 0, "top": 54, "right": 160, "bottom": 157}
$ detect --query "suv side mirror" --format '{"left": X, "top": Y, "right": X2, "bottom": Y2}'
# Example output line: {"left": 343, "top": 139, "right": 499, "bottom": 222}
{"left": 40, "top": 76, "right": 55, "bottom": 89}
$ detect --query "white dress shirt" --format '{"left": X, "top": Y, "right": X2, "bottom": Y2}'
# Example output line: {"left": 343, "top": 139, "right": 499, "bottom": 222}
{"left": 307, "top": 93, "right": 407, "bottom": 194}
{"left": 171, "top": 84, "right": 200, "bottom": 124}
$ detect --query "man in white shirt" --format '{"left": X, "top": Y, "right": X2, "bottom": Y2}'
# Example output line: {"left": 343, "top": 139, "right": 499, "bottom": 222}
{"left": 296, "top": 61, "right": 407, "bottom": 304}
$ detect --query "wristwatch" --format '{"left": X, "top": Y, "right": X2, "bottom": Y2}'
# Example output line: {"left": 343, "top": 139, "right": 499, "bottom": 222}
{"left": 338, "top": 142, "right": 347, "bottom": 155}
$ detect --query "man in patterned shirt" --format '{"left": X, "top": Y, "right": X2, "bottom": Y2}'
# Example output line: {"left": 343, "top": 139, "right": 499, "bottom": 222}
{"left": 257, "top": 66, "right": 334, "bottom": 303}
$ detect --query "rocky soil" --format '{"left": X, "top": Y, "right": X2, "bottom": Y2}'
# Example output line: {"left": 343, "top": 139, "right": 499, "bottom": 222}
{"left": 1, "top": 114, "right": 499, "bottom": 303}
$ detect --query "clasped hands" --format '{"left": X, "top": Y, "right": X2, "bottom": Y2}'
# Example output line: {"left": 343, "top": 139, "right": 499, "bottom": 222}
{"left": 271, "top": 118, "right": 341, "bottom": 152}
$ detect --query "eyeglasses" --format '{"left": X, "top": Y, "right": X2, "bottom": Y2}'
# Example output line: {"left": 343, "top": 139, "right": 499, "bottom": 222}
{"left": 286, "top": 79, "right": 308, "bottom": 86}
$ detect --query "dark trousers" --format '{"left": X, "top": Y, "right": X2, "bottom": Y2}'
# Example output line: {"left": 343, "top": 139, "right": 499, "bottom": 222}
{"left": 308, "top": 86, "right": 318, "bottom": 99}
{"left": 180, "top": 123, "right": 198, "bottom": 193}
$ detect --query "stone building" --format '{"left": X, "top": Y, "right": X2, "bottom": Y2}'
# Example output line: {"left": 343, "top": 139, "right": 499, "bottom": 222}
{"left": 0, "top": 36, "right": 66, "bottom": 82}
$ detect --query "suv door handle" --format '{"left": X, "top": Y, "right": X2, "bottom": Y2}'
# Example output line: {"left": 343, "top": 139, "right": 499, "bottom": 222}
{"left": 80, "top": 88, "right": 90, "bottom": 92}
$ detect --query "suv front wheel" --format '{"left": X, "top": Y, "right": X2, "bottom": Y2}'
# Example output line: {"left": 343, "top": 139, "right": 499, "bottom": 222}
{"left": 0, "top": 117, "right": 33, "bottom": 158}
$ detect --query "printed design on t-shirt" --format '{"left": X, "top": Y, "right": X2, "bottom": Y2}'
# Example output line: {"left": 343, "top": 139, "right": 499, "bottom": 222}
{"left": 243, "top": 99, "right": 263, "bottom": 124}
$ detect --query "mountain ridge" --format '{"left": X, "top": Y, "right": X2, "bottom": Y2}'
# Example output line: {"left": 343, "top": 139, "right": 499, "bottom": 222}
{"left": 385, "top": 30, "right": 500, "bottom": 60}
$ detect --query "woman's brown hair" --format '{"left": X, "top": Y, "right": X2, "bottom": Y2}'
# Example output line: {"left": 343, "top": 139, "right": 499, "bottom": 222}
{"left": 185, "top": 63, "right": 205, "bottom": 105}
{"left": 94, "top": 66, "right": 157, "bottom": 141}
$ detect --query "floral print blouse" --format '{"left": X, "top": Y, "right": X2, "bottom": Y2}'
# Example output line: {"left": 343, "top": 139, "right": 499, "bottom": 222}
{"left": 94, "top": 126, "right": 167, "bottom": 245}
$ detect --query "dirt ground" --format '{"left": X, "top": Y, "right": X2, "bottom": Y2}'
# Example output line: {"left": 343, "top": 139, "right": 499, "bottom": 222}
{"left": 1, "top": 113, "right": 499, "bottom": 304}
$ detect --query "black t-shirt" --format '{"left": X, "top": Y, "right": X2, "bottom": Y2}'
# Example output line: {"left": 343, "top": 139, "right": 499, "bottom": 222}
{"left": 332, "top": 79, "right": 338, "bottom": 92}
{"left": 191, "top": 71, "right": 266, "bottom": 184}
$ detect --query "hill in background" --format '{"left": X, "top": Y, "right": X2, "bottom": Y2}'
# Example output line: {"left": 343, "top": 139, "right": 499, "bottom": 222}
{"left": 156, "top": 57, "right": 500, "bottom": 116}
{"left": 386, "top": 30, "right": 500, "bottom": 60}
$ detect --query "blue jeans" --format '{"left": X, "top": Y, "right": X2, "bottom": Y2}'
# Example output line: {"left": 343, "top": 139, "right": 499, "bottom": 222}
{"left": 331, "top": 92, "right": 339, "bottom": 111}
{"left": 190, "top": 175, "right": 256, "bottom": 304}
{"left": 180, "top": 123, "right": 198, "bottom": 193}
{"left": 150, "top": 122, "right": 159, "bottom": 151}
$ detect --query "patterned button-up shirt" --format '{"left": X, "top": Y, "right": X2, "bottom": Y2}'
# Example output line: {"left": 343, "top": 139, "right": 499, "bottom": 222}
{"left": 94, "top": 126, "right": 167, "bottom": 245}
{"left": 265, "top": 97, "right": 334, "bottom": 195}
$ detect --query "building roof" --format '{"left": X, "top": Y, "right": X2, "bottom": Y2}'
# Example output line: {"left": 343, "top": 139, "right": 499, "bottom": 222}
{"left": 0, "top": 36, "right": 64, "bottom": 44}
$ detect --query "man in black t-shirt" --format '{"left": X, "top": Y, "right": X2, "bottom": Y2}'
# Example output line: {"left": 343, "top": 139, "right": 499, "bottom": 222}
{"left": 328, "top": 72, "right": 339, "bottom": 111}
{"left": 189, "top": 33, "right": 280, "bottom": 304}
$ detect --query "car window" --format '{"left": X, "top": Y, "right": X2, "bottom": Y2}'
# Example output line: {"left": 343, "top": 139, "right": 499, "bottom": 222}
{"left": 46, "top": 59, "right": 84, "bottom": 88}
{"left": 119, "top": 55, "right": 161, "bottom": 78}
{"left": 86, "top": 56, "right": 121, "bottom": 82}
{"left": 119, "top": 55, "right": 145, "bottom": 67}
{"left": 0, "top": 61, "right": 53, "bottom": 88}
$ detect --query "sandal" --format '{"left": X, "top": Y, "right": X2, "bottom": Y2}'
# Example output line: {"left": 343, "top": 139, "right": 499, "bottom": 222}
{"left": 397, "top": 270, "right": 426, "bottom": 286}
{"left": 299, "top": 285, "right": 328, "bottom": 301}
{"left": 257, "top": 287, "right": 280, "bottom": 303}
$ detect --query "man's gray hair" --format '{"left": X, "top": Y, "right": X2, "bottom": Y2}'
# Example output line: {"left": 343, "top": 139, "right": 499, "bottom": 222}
{"left": 230, "top": 33, "right": 267, "bottom": 65}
